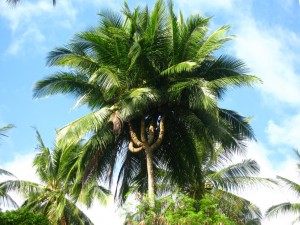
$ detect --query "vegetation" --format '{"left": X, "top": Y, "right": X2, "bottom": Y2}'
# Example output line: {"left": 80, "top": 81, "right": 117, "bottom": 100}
{"left": 124, "top": 193, "right": 235, "bottom": 225}
{"left": 0, "top": 129, "right": 109, "bottom": 225}
{"left": 0, "top": 208, "right": 50, "bottom": 225}
{"left": 128, "top": 148, "right": 270, "bottom": 224}
{"left": 266, "top": 150, "right": 300, "bottom": 224}
{"left": 3, "top": 0, "right": 291, "bottom": 224}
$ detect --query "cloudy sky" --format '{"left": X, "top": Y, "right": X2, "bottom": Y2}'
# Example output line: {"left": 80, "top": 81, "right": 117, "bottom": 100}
{"left": 1, "top": 0, "right": 300, "bottom": 224}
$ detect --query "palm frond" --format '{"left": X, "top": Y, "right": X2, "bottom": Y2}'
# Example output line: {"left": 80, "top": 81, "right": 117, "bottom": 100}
{"left": 57, "top": 107, "right": 112, "bottom": 146}
{"left": 168, "top": 78, "right": 218, "bottom": 114}
{"left": 33, "top": 130, "right": 52, "bottom": 183}
{"left": 0, "top": 168, "right": 15, "bottom": 178}
{"left": 0, "top": 189, "right": 18, "bottom": 208}
{"left": 0, "top": 180, "right": 41, "bottom": 195}
{"left": 266, "top": 203, "right": 300, "bottom": 218}
{"left": 160, "top": 61, "right": 197, "bottom": 75}
{"left": 177, "top": 14, "right": 209, "bottom": 61}
{"left": 33, "top": 71, "right": 107, "bottom": 109}
{"left": 276, "top": 176, "right": 300, "bottom": 198}
{"left": 120, "top": 88, "right": 162, "bottom": 120}
{"left": 196, "top": 26, "right": 232, "bottom": 63}
{"left": 46, "top": 45, "right": 99, "bottom": 72}
{"left": 214, "top": 189, "right": 262, "bottom": 223}
{"left": 0, "top": 124, "right": 15, "bottom": 137}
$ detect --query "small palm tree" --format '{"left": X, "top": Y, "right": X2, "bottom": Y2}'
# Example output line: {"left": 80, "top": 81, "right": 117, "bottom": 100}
{"left": 0, "top": 129, "right": 109, "bottom": 225}
{"left": 266, "top": 150, "right": 300, "bottom": 224}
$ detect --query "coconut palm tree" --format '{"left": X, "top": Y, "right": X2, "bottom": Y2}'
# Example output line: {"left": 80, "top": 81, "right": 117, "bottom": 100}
{"left": 33, "top": 0, "right": 260, "bottom": 205}
{"left": 0, "top": 129, "right": 108, "bottom": 225}
{"left": 266, "top": 150, "right": 300, "bottom": 224}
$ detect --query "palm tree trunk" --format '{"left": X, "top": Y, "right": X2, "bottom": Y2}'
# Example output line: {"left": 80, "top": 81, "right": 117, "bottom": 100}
{"left": 145, "top": 148, "right": 155, "bottom": 207}
{"left": 61, "top": 215, "right": 67, "bottom": 225}
{"left": 128, "top": 115, "right": 165, "bottom": 207}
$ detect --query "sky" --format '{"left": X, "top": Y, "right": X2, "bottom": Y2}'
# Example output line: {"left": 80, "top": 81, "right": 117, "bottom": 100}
{"left": 1, "top": 0, "right": 300, "bottom": 224}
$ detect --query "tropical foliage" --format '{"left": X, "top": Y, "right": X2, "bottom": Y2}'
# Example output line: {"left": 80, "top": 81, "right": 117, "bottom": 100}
{"left": 184, "top": 152, "right": 269, "bottom": 225}
{"left": 129, "top": 148, "right": 271, "bottom": 224}
{"left": 266, "top": 150, "right": 300, "bottom": 224}
{"left": 206, "top": 159, "right": 265, "bottom": 225}
{"left": 0, "top": 130, "right": 108, "bottom": 225}
{"left": 124, "top": 193, "right": 235, "bottom": 225}
{"left": 0, "top": 208, "right": 50, "bottom": 225}
{"left": 33, "top": 0, "right": 260, "bottom": 207}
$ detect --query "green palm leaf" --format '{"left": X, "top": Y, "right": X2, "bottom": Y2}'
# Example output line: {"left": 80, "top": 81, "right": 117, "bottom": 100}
{"left": 266, "top": 203, "right": 300, "bottom": 218}
{"left": 276, "top": 176, "right": 300, "bottom": 198}
{"left": 57, "top": 107, "right": 113, "bottom": 146}
{"left": 196, "top": 26, "right": 232, "bottom": 63}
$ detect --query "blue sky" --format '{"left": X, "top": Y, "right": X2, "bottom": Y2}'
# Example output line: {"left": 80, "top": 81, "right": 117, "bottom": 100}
{"left": 1, "top": 0, "right": 300, "bottom": 224}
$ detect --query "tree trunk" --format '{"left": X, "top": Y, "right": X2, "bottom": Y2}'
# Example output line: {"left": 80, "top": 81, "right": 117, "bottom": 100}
{"left": 145, "top": 148, "right": 155, "bottom": 207}
{"left": 61, "top": 214, "right": 67, "bottom": 225}
{"left": 128, "top": 115, "right": 165, "bottom": 208}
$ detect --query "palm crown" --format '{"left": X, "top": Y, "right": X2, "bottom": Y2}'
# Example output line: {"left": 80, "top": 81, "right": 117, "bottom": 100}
{"left": 33, "top": 0, "right": 260, "bottom": 205}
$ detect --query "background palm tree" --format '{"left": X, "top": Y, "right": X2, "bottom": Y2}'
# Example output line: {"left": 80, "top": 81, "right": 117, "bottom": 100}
{"left": 33, "top": 0, "right": 260, "bottom": 206}
{"left": 0, "top": 129, "right": 108, "bottom": 225}
{"left": 205, "top": 157, "right": 265, "bottom": 225}
{"left": 266, "top": 150, "right": 300, "bottom": 224}
{"left": 0, "top": 169, "right": 18, "bottom": 209}
{"left": 0, "top": 124, "right": 18, "bottom": 209}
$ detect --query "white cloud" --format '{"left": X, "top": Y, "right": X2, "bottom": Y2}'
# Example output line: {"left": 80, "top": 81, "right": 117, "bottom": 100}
{"left": 0, "top": 0, "right": 77, "bottom": 31}
{"left": 80, "top": 200, "right": 124, "bottom": 225}
{"left": 0, "top": 0, "right": 77, "bottom": 55}
{"left": 174, "top": 0, "right": 236, "bottom": 14}
{"left": 0, "top": 1, "right": 52, "bottom": 32}
{"left": 232, "top": 19, "right": 300, "bottom": 107}
{"left": 266, "top": 114, "right": 300, "bottom": 148}
{"left": 1, "top": 152, "right": 37, "bottom": 182}
{"left": 7, "top": 27, "right": 45, "bottom": 55}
